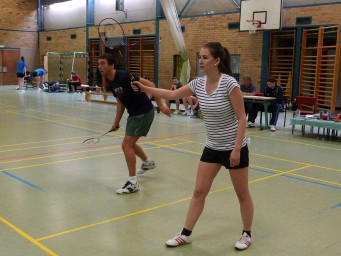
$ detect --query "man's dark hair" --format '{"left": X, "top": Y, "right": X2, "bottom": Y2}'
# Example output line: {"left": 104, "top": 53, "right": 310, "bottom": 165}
{"left": 267, "top": 76, "right": 276, "bottom": 83}
{"left": 243, "top": 76, "right": 252, "bottom": 82}
{"left": 99, "top": 53, "right": 116, "bottom": 66}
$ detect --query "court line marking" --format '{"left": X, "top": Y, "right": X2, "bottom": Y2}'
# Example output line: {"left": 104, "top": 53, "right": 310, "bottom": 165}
{"left": 1, "top": 139, "right": 340, "bottom": 188}
{"left": 0, "top": 216, "right": 57, "bottom": 256}
{"left": 1, "top": 171, "right": 45, "bottom": 191}
{"left": 35, "top": 165, "right": 314, "bottom": 242}
{"left": 250, "top": 133, "right": 341, "bottom": 151}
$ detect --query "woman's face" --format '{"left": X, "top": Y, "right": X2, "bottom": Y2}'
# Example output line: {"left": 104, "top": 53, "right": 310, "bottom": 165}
{"left": 198, "top": 47, "right": 218, "bottom": 74}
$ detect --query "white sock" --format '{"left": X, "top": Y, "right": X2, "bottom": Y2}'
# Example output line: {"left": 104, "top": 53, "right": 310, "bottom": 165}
{"left": 129, "top": 176, "right": 137, "bottom": 183}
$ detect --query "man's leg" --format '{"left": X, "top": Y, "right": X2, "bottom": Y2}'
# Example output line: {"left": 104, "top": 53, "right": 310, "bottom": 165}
{"left": 269, "top": 104, "right": 281, "bottom": 126}
{"left": 247, "top": 103, "right": 262, "bottom": 124}
{"left": 121, "top": 135, "right": 140, "bottom": 177}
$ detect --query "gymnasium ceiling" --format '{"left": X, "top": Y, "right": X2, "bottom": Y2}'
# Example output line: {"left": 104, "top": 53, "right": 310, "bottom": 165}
{"left": 41, "top": 0, "right": 341, "bottom": 15}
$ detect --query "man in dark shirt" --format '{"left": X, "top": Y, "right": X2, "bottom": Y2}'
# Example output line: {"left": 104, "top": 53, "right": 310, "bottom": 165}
{"left": 247, "top": 76, "right": 283, "bottom": 131}
{"left": 240, "top": 76, "right": 256, "bottom": 116}
{"left": 98, "top": 53, "right": 171, "bottom": 194}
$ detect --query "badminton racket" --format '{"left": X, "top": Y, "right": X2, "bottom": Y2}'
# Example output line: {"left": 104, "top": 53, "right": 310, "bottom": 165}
{"left": 82, "top": 127, "right": 119, "bottom": 146}
{"left": 98, "top": 18, "right": 125, "bottom": 50}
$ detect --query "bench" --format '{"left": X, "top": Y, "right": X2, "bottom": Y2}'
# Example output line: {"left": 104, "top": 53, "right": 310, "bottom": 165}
{"left": 84, "top": 91, "right": 117, "bottom": 105}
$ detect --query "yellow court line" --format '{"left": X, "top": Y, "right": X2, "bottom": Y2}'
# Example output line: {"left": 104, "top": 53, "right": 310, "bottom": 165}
{"left": 0, "top": 216, "right": 57, "bottom": 256}
{"left": 36, "top": 164, "right": 316, "bottom": 242}
{"left": 251, "top": 152, "right": 341, "bottom": 172}
{"left": 0, "top": 134, "right": 123, "bottom": 155}
{"left": 251, "top": 164, "right": 341, "bottom": 186}
{"left": 0, "top": 135, "right": 93, "bottom": 148}
{"left": 0, "top": 142, "right": 122, "bottom": 165}
{"left": 0, "top": 151, "right": 124, "bottom": 172}
{"left": 251, "top": 134, "right": 341, "bottom": 151}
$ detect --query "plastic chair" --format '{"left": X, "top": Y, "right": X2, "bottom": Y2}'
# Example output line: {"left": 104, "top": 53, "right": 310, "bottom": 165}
{"left": 292, "top": 96, "right": 316, "bottom": 134}
{"left": 294, "top": 96, "right": 316, "bottom": 117}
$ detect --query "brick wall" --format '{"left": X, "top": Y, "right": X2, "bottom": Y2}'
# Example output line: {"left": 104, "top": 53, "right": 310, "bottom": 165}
{"left": 283, "top": 5, "right": 341, "bottom": 26}
{"left": 0, "top": 0, "right": 38, "bottom": 69}
{"left": 1, "top": 2, "right": 341, "bottom": 89}
{"left": 158, "top": 14, "right": 263, "bottom": 90}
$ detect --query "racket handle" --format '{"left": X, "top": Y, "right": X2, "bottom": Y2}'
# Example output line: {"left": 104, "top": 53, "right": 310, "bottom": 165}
{"left": 129, "top": 72, "right": 140, "bottom": 93}
{"left": 110, "top": 125, "right": 120, "bottom": 132}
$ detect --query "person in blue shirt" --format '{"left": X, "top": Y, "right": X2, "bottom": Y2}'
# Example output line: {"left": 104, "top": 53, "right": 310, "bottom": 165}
{"left": 247, "top": 76, "right": 284, "bottom": 131}
{"left": 16, "top": 56, "right": 27, "bottom": 91}
{"left": 33, "top": 68, "right": 47, "bottom": 88}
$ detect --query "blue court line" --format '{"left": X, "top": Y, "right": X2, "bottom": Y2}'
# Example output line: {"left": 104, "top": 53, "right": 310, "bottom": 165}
{"left": 331, "top": 203, "right": 341, "bottom": 209}
{"left": 1, "top": 171, "right": 45, "bottom": 192}
{"left": 251, "top": 167, "right": 341, "bottom": 190}
{"left": 145, "top": 143, "right": 341, "bottom": 191}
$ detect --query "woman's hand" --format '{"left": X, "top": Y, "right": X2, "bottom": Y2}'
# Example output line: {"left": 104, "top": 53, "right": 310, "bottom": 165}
{"left": 131, "top": 81, "right": 146, "bottom": 93}
{"left": 230, "top": 148, "right": 241, "bottom": 167}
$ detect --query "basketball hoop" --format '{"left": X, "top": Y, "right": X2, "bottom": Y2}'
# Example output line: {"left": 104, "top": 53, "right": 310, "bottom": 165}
{"left": 246, "top": 20, "right": 261, "bottom": 34}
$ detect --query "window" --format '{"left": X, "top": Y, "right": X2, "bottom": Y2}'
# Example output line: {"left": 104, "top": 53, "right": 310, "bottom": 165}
{"left": 231, "top": 55, "right": 240, "bottom": 81}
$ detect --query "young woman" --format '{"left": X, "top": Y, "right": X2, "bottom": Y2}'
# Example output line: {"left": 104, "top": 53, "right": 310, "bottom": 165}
{"left": 16, "top": 56, "right": 27, "bottom": 91}
{"left": 132, "top": 42, "right": 254, "bottom": 250}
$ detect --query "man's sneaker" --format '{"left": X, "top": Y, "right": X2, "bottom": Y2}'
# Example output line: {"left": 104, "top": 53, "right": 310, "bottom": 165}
{"left": 270, "top": 125, "right": 276, "bottom": 132}
{"left": 137, "top": 160, "right": 156, "bottom": 174}
{"left": 247, "top": 121, "right": 255, "bottom": 128}
{"left": 235, "top": 232, "right": 252, "bottom": 250}
{"left": 173, "top": 110, "right": 180, "bottom": 115}
{"left": 165, "top": 233, "right": 192, "bottom": 247}
{"left": 116, "top": 180, "right": 140, "bottom": 194}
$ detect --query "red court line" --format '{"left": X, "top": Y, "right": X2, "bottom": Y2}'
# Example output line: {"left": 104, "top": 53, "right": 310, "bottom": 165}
{"left": 0, "top": 131, "right": 206, "bottom": 161}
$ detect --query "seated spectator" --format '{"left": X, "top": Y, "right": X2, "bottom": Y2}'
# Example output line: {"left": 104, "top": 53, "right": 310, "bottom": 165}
{"left": 33, "top": 68, "right": 47, "bottom": 88}
{"left": 165, "top": 77, "right": 183, "bottom": 114}
{"left": 68, "top": 71, "right": 83, "bottom": 93}
{"left": 247, "top": 76, "right": 284, "bottom": 132}
{"left": 182, "top": 95, "right": 199, "bottom": 117}
{"left": 240, "top": 76, "right": 256, "bottom": 116}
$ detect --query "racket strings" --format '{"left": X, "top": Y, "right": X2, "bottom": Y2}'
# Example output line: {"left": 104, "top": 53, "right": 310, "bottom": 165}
{"left": 99, "top": 21, "right": 124, "bottom": 48}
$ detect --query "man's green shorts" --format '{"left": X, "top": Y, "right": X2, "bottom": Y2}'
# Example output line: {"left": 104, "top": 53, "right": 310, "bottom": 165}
{"left": 126, "top": 109, "right": 155, "bottom": 137}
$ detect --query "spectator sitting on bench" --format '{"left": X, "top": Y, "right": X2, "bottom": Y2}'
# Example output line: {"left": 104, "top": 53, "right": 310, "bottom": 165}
{"left": 182, "top": 95, "right": 199, "bottom": 117}
{"left": 68, "top": 71, "right": 83, "bottom": 93}
{"left": 165, "top": 77, "right": 183, "bottom": 114}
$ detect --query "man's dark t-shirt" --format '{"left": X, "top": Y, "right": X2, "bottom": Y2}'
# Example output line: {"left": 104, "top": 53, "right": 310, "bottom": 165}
{"left": 107, "top": 70, "right": 153, "bottom": 116}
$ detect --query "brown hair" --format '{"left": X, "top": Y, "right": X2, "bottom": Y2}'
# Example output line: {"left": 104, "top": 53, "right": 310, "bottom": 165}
{"left": 203, "top": 42, "right": 232, "bottom": 75}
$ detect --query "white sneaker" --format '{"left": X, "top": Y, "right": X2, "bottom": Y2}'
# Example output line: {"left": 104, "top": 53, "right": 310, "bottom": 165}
{"left": 165, "top": 233, "right": 192, "bottom": 247}
{"left": 116, "top": 180, "right": 140, "bottom": 194}
{"left": 190, "top": 110, "right": 197, "bottom": 118}
{"left": 270, "top": 125, "right": 276, "bottom": 131}
{"left": 182, "top": 110, "right": 189, "bottom": 116}
{"left": 173, "top": 110, "right": 180, "bottom": 115}
{"left": 235, "top": 232, "right": 252, "bottom": 250}
{"left": 137, "top": 160, "right": 156, "bottom": 174}
{"left": 247, "top": 121, "right": 255, "bottom": 128}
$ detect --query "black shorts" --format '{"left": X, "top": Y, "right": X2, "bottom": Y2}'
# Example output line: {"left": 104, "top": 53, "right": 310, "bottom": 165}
{"left": 17, "top": 73, "right": 25, "bottom": 78}
{"left": 200, "top": 145, "right": 249, "bottom": 170}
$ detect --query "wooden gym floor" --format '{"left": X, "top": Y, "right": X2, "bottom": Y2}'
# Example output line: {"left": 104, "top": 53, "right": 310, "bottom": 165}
{"left": 0, "top": 86, "right": 340, "bottom": 256}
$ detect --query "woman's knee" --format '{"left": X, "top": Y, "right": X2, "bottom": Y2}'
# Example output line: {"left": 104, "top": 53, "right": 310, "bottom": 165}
{"left": 192, "top": 187, "right": 209, "bottom": 199}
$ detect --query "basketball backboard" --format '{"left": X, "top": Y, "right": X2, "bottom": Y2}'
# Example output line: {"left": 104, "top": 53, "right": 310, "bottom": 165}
{"left": 239, "top": 0, "right": 283, "bottom": 32}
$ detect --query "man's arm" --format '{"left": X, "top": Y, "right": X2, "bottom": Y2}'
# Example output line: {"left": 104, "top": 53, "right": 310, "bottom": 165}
{"left": 112, "top": 97, "right": 125, "bottom": 131}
